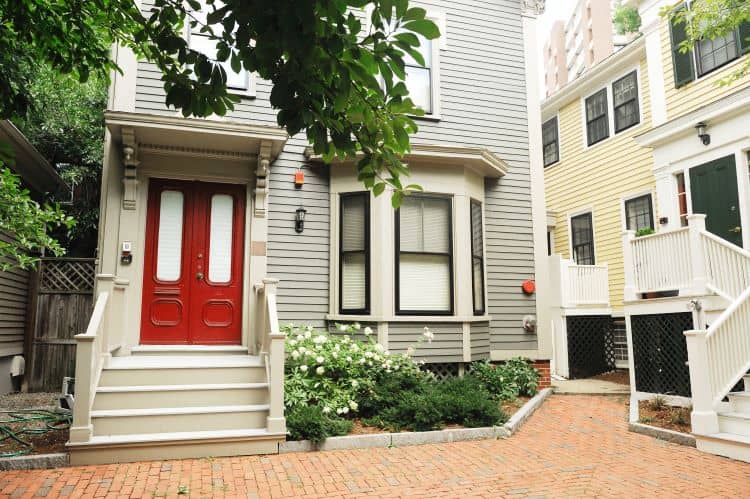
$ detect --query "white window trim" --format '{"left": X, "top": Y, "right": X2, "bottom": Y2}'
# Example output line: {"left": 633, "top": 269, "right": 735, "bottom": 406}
{"left": 567, "top": 207, "right": 596, "bottom": 265}
{"left": 580, "top": 65, "right": 643, "bottom": 150}
{"left": 620, "top": 189, "right": 657, "bottom": 233}
{"left": 184, "top": 18, "right": 257, "bottom": 100}
{"left": 365, "top": 4, "right": 445, "bottom": 121}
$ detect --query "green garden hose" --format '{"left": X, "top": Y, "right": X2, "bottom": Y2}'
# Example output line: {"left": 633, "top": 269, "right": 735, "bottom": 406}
{"left": 0, "top": 410, "right": 71, "bottom": 457}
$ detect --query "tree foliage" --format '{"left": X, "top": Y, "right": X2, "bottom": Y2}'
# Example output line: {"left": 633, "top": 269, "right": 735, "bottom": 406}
{"left": 1, "top": 0, "right": 440, "bottom": 204}
{"left": 664, "top": 0, "right": 750, "bottom": 84}
{"left": 613, "top": 2, "right": 641, "bottom": 36}
{"left": 14, "top": 64, "right": 108, "bottom": 256}
{"left": 0, "top": 145, "right": 74, "bottom": 270}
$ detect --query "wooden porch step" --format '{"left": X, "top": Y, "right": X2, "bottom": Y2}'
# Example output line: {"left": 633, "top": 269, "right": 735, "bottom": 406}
{"left": 94, "top": 383, "right": 269, "bottom": 410}
{"left": 130, "top": 345, "right": 249, "bottom": 356}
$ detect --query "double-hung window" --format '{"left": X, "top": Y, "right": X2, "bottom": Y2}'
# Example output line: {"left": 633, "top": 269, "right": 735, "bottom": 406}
{"left": 571, "top": 212, "right": 595, "bottom": 265}
{"left": 624, "top": 194, "right": 654, "bottom": 232}
{"left": 612, "top": 71, "right": 640, "bottom": 132}
{"left": 396, "top": 195, "right": 453, "bottom": 315}
{"left": 339, "top": 193, "right": 370, "bottom": 314}
{"left": 585, "top": 89, "right": 609, "bottom": 146}
{"left": 189, "top": 1, "right": 252, "bottom": 93}
{"left": 470, "top": 200, "right": 485, "bottom": 315}
{"left": 404, "top": 34, "right": 434, "bottom": 114}
{"left": 542, "top": 117, "right": 559, "bottom": 167}
{"left": 697, "top": 32, "right": 739, "bottom": 76}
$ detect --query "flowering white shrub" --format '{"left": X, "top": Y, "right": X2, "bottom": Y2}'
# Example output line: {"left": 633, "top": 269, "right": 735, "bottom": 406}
{"left": 283, "top": 323, "right": 425, "bottom": 416}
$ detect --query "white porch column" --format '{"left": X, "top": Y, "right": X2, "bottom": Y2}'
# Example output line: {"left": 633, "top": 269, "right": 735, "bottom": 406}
{"left": 684, "top": 329, "right": 720, "bottom": 435}
{"left": 622, "top": 230, "right": 637, "bottom": 301}
{"left": 687, "top": 214, "right": 708, "bottom": 296}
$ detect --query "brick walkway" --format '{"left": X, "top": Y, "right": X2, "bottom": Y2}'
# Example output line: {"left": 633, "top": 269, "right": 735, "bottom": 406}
{"left": 1, "top": 395, "right": 749, "bottom": 498}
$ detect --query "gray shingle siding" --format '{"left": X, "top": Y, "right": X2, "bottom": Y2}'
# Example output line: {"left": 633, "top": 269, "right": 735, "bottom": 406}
{"left": 132, "top": 0, "right": 537, "bottom": 349}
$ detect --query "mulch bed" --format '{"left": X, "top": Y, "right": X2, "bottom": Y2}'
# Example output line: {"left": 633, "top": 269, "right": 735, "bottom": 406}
{"left": 590, "top": 370, "right": 630, "bottom": 386}
{"left": 0, "top": 393, "right": 69, "bottom": 456}
{"left": 638, "top": 400, "right": 691, "bottom": 434}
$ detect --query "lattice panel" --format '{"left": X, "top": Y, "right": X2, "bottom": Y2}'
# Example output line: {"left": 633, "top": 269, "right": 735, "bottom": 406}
{"left": 39, "top": 258, "right": 96, "bottom": 293}
{"left": 423, "top": 362, "right": 459, "bottom": 380}
{"left": 631, "top": 313, "right": 693, "bottom": 397}
{"left": 566, "top": 315, "right": 616, "bottom": 379}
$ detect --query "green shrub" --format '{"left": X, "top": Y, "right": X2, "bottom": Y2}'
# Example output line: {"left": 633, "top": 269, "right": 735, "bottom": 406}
{"left": 286, "top": 405, "right": 353, "bottom": 444}
{"left": 357, "top": 368, "right": 430, "bottom": 418}
{"left": 377, "top": 389, "right": 446, "bottom": 432}
{"left": 635, "top": 227, "right": 655, "bottom": 237}
{"left": 470, "top": 358, "right": 539, "bottom": 400}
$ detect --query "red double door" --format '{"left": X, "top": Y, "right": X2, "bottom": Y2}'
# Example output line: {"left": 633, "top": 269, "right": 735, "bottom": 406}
{"left": 141, "top": 179, "right": 245, "bottom": 344}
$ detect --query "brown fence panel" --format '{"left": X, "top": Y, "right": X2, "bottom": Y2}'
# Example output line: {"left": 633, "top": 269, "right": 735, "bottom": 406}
{"left": 28, "top": 258, "right": 95, "bottom": 392}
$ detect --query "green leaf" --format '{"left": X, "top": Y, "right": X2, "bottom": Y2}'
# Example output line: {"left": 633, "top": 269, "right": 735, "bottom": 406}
{"left": 402, "top": 20, "right": 441, "bottom": 39}
{"left": 402, "top": 7, "right": 427, "bottom": 22}
{"left": 373, "top": 182, "right": 386, "bottom": 197}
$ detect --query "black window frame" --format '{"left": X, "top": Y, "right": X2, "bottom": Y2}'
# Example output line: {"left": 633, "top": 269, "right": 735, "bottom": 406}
{"left": 542, "top": 116, "right": 560, "bottom": 167}
{"left": 570, "top": 212, "right": 595, "bottom": 265}
{"left": 624, "top": 194, "right": 655, "bottom": 232}
{"left": 470, "top": 199, "right": 485, "bottom": 316}
{"left": 339, "top": 192, "right": 370, "bottom": 315}
{"left": 394, "top": 194, "right": 454, "bottom": 316}
{"left": 612, "top": 71, "right": 640, "bottom": 133}
{"left": 585, "top": 88, "right": 610, "bottom": 146}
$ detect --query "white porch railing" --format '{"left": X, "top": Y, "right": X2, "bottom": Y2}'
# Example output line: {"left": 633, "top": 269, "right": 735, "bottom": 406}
{"left": 701, "top": 231, "right": 750, "bottom": 300}
{"left": 255, "top": 278, "right": 286, "bottom": 435}
{"left": 550, "top": 255, "right": 610, "bottom": 308}
{"left": 69, "top": 276, "right": 125, "bottom": 444}
{"left": 685, "top": 285, "right": 750, "bottom": 435}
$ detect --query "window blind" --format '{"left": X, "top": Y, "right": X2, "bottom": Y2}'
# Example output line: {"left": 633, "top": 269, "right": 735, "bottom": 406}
{"left": 470, "top": 200, "right": 485, "bottom": 315}
{"left": 397, "top": 196, "right": 452, "bottom": 314}
{"left": 340, "top": 193, "right": 369, "bottom": 313}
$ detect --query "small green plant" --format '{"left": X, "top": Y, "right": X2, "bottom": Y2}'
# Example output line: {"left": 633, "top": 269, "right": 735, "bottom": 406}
{"left": 635, "top": 227, "right": 655, "bottom": 237}
{"left": 177, "top": 485, "right": 189, "bottom": 495}
{"left": 286, "top": 405, "right": 353, "bottom": 444}
{"left": 470, "top": 358, "right": 539, "bottom": 401}
{"left": 669, "top": 408, "right": 689, "bottom": 426}
{"left": 649, "top": 395, "right": 668, "bottom": 411}
{"left": 613, "top": 2, "right": 642, "bottom": 35}
{"left": 639, "top": 416, "right": 655, "bottom": 424}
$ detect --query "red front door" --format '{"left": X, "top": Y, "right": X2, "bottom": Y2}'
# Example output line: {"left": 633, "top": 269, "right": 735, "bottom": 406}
{"left": 141, "top": 179, "right": 245, "bottom": 344}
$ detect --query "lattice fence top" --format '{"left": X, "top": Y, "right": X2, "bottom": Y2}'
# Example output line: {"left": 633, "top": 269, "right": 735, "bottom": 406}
{"left": 39, "top": 258, "right": 96, "bottom": 293}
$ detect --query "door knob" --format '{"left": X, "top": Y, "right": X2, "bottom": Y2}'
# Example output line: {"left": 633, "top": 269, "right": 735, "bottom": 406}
{"left": 196, "top": 272, "right": 204, "bottom": 280}
{"left": 729, "top": 226, "right": 742, "bottom": 234}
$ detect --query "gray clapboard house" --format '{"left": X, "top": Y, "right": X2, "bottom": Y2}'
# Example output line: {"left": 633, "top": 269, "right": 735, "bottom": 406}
{"left": 67, "top": 0, "right": 551, "bottom": 464}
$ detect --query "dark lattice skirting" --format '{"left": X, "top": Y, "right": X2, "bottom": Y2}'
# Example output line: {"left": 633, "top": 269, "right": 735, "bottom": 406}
{"left": 422, "top": 363, "right": 459, "bottom": 379}
{"left": 566, "top": 315, "right": 616, "bottom": 379}
{"left": 631, "top": 313, "right": 693, "bottom": 397}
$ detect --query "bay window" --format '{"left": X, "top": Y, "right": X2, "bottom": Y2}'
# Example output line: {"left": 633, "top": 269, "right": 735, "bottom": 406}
{"left": 470, "top": 200, "right": 485, "bottom": 315}
{"left": 396, "top": 195, "right": 453, "bottom": 315}
{"left": 339, "top": 193, "right": 370, "bottom": 314}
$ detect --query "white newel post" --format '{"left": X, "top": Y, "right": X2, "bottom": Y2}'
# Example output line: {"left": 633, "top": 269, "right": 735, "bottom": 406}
{"left": 69, "top": 335, "right": 95, "bottom": 443}
{"left": 263, "top": 278, "right": 286, "bottom": 434}
{"left": 684, "top": 329, "right": 720, "bottom": 435}
{"left": 622, "top": 230, "right": 637, "bottom": 301}
{"left": 687, "top": 214, "right": 708, "bottom": 296}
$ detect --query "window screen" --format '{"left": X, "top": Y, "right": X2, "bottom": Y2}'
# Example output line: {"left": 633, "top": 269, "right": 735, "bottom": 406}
{"left": 585, "top": 89, "right": 609, "bottom": 146}
{"left": 470, "top": 200, "right": 485, "bottom": 315}
{"left": 396, "top": 196, "right": 452, "bottom": 314}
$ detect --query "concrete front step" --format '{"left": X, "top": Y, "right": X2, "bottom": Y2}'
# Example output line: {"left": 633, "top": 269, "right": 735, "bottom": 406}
{"left": 695, "top": 433, "right": 750, "bottom": 463}
{"left": 68, "top": 429, "right": 284, "bottom": 465}
{"left": 93, "top": 383, "right": 269, "bottom": 410}
{"left": 729, "top": 392, "right": 750, "bottom": 413}
{"left": 717, "top": 411, "right": 750, "bottom": 437}
{"left": 130, "top": 345, "right": 249, "bottom": 356}
{"left": 91, "top": 404, "right": 269, "bottom": 436}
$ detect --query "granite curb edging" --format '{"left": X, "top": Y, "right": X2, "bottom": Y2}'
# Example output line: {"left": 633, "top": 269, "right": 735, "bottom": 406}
{"left": 628, "top": 422, "right": 697, "bottom": 447}
{"left": 0, "top": 453, "right": 69, "bottom": 471}
{"left": 279, "top": 387, "right": 553, "bottom": 453}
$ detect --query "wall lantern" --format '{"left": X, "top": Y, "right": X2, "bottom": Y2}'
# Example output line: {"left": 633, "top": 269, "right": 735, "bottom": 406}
{"left": 295, "top": 207, "right": 307, "bottom": 233}
{"left": 695, "top": 122, "right": 710, "bottom": 146}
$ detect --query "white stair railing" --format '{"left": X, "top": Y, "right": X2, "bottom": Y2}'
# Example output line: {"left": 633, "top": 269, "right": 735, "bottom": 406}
{"left": 560, "top": 259, "right": 609, "bottom": 307}
{"left": 701, "top": 231, "right": 750, "bottom": 300}
{"left": 256, "top": 278, "right": 286, "bottom": 435}
{"left": 685, "top": 285, "right": 750, "bottom": 435}
{"left": 629, "top": 227, "right": 693, "bottom": 293}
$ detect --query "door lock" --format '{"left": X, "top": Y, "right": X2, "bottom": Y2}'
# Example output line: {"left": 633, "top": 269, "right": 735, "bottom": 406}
{"left": 196, "top": 272, "right": 204, "bottom": 280}
{"left": 730, "top": 226, "right": 742, "bottom": 234}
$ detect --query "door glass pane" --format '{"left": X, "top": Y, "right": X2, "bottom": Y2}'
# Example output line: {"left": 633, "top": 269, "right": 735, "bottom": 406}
{"left": 209, "top": 194, "right": 234, "bottom": 283}
{"left": 156, "top": 190, "right": 184, "bottom": 282}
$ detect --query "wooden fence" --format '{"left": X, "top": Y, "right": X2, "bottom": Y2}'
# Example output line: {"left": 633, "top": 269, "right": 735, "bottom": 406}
{"left": 26, "top": 258, "right": 96, "bottom": 392}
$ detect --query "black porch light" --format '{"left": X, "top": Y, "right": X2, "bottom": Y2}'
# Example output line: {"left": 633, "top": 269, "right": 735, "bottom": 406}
{"left": 695, "top": 122, "right": 710, "bottom": 146}
{"left": 295, "top": 206, "right": 307, "bottom": 233}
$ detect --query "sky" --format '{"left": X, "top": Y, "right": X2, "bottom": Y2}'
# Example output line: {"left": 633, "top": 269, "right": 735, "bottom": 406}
{"left": 536, "top": 0, "right": 578, "bottom": 98}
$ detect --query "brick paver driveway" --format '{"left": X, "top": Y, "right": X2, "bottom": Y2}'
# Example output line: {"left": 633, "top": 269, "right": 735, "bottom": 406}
{"left": 2, "top": 395, "right": 749, "bottom": 498}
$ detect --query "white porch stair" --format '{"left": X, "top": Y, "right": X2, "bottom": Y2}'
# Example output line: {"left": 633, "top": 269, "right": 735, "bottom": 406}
{"left": 68, "top": 278, "right": 287, "bottom": 465}
{"left": 68, "top": 351, "right": 284, "bottom": 464}
{"left": 696, "top": 375, "right": 750, "bottom": 462}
